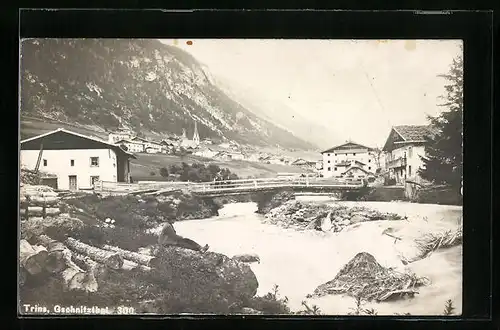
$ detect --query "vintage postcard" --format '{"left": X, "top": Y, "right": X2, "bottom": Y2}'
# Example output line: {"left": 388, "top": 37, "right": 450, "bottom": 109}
{"left": 18, "top": 38, "right": 463, "bottom": 316}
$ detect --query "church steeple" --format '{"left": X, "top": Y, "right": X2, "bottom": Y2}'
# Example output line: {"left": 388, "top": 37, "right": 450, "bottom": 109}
{"left": 192, "top": 121, "right": 200, "bottom": 145}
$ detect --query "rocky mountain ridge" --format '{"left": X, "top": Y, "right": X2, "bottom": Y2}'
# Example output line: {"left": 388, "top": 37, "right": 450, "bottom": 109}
{"left": 20, "top": 38, "right": 317, "bottom": 150}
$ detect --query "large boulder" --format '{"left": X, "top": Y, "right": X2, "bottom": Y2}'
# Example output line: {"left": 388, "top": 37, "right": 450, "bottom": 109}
{"left": 152, "top": 246, "right": 259, "bottom": 300}
{"left": 21, "top": 245, "right": 260, "bottom": 314}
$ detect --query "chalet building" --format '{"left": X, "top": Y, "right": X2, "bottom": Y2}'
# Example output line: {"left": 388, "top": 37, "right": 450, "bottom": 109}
{"left": 291, "top": 158, "right": 317, "bottom": 168}
{"left": 341, "top": 166, "right": 371, "bottom": 179}
{"left": 227, "top": 151, "right": 245, "bottom": 160}
{"left": 215, "top": 151, "right": 232, "bottom": 161}
{"left": 108, "top": 129, "right": 134, "bottom": 144}
{"left": 259, "top": 155, "right": 272, "bottom": 163}
{"left": 21, "top": 128, "right": 136, "bottom": 190}
{"left": 115, "top": 139, "right": 145, "bottom": 153}
{"left": 382, "top": 125, "right": 436, "bottom": 185}
{"left": 160, "top": 140, "right": 175, "bottom": 153}
{"left": 193, "top": 148, "right": 219, "bottom": 158}
{"left": 247, "top": 154, "right": 261, "bottom": 162}
{"left": 321, "top": 141, "right": 377, "bottom": 178}
{"left": 269, "top": 157, "right": 285, "bottom": 165}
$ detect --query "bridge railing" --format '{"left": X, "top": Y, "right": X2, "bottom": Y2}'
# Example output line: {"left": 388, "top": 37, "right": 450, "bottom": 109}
{"left": 188, "top": 177, "right": 363, "bottom": 193}
{"left": 101, "top": 177, "right": 365, "bottom": 194}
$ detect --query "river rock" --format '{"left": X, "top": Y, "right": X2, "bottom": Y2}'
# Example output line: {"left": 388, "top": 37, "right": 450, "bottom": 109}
{"left": 320, "top": 212, "right": 333, "bottom": 231}
{"left": 333, "top": 216, "right": 343, "bottom": 223}
{"left": 153, "top": 246, "right": 259, "bottom": 300}
{"left": 350, "top": 214, "right": 369, "bottom": 224}
{"left": 341, "top": 219, "right": 351, "bottom": 226}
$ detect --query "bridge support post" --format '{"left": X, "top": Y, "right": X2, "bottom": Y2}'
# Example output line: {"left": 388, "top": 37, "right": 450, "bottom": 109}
{"left": 253, "top": 180, "right": 257, "bottom": 188}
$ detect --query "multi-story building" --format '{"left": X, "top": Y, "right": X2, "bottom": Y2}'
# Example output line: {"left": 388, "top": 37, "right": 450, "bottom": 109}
{"left": 321, "top": 141, "right": 377, "bottom": 178}
{"left": 108, "top": 129, "right": 134, "bottom": 144}
{"left": 382, "top": 125, "right": 436, "bottom": 185}
{"left": 114, "top": 139, "right": 145, "bottom": 153}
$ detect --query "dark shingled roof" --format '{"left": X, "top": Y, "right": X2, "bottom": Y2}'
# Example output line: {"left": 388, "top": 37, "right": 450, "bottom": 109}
{"left": 393, "top": 125, "right": 436, "bottom": 141}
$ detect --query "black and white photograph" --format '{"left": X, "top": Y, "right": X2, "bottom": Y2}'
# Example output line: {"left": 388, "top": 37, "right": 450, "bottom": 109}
{"left": 18, "top": 38, "right": 463, "bottom": 316}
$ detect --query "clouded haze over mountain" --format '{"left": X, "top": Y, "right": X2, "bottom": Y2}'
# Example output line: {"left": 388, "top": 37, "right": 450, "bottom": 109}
{"left": 160, "top": 39, "right": 462, "bottom": 149}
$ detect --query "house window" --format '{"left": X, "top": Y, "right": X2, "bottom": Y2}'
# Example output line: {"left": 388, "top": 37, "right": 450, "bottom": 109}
{"left": 408, "top": 165, "right": 412, "bottom": 176}
{"left": 70, "top": 159, "right": 75, "bottom": 166}
{"left": 368, "top": 159, "right": 371, "bottom": 163}
{"left": 334, "top": 167, "right": 337, "bottom": 171}
{"left": 335, "top": 154, "right": 337, "bottom": 156}
{"left": 327, "top": 160, "right": 330, "bottom": 163}
{"left": 368, "top": 167, "right": 371, "bottom": 170}
{"left": 327, "top": 167, "right": 331, "bottom": 171}
{"left": 327, "top": 153, "right": 330, "bottom": 156}
{"left": 43, "top": 159, "right": 47, "bottom": 166}
{"left": 90, "top": 157, "right": 99, "bottom": 167}
{"left": 353, "top": 153, "right": 356, "bottom": 156}
{"left": 90, "top": 176, "right": 100, "bottom": 187}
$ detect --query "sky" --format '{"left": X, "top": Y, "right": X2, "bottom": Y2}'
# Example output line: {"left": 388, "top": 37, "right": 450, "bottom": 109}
{"left": 160, "top": 39, "right": 462, "bottom": 148}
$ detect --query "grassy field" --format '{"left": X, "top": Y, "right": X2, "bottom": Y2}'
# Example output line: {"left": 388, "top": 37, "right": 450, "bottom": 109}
{"left": 130, "top": 153, "right": 312, "bottom": 181}
{"left": 20, "top": 116, "right": 108, "bottom": 140}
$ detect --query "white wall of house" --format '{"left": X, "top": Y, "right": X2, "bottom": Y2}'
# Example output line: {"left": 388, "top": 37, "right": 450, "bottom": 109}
{"left": 109, "top": 133, "right": 133, "bottom": 143}
{"left": 322, "top": 150, "right": 377, "bottom": 178}
{"left": 20, "top": 148, "right": 118, "bottom": 190}
{"left": 145, "top": 147, "right": 161, "bottom": 154}
{"left": 386, "top": 145, "right": 426, "bottom": 184}
{"left": 230, "top": 153, "right": 245, "bottom": 160}
{"left": 121, "top": 142, "right": 144, "bottom": 153}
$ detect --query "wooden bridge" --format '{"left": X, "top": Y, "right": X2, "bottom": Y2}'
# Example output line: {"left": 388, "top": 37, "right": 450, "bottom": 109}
{"left": 94, "top": 177, "right": 365, "bottom": 197}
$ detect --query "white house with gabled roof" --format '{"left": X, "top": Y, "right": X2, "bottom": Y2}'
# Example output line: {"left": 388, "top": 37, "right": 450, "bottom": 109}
{"left": 382, "top": 125, "right": 437, "bottom": 185}
{"left": 321, "top": 141, "right": 378, "bottom": 178}
{"left": 20, "top": 128, "right": 136, "bottom": 190}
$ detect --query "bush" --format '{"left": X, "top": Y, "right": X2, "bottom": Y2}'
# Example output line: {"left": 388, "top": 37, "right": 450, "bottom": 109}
{"left": 384, "top": 177, "right": 397, "bottom": 186}
{"left": 168, "top": 162, "right": 239, "bottom": 183}
{"left": 159, "top": 167, "right": 169, "bottom": 177}
{"left": 414, "top": 186, "right": 462, "bottom": 205}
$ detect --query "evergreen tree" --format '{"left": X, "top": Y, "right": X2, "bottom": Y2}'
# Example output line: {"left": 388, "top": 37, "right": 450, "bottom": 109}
{"left": 418, "top": 49, "right": 463, "bottom": 191}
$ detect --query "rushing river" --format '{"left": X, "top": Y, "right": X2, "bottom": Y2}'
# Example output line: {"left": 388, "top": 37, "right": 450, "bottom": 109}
{"left": 172, "top": 199, "right": 463, "bottom": 315}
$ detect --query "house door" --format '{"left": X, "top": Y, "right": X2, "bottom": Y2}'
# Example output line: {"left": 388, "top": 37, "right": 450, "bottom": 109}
{"left": 90, "top": 176, "right": 100, "bottom": 188}
{"left": 68, "top": 175, "right": 77, "bottom": 190}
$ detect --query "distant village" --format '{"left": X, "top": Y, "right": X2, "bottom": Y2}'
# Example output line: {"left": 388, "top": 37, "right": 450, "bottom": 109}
{"left": 107, "top": 121, "right": 319, "bottom": 169}
{"left": 107, "top": 121, "right": 434, "bottom": 186}
{"left": 20, "top": 118, "right": 435, "bottom": 191}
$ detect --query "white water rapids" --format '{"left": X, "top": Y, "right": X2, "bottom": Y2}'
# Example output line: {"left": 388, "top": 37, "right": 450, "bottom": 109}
{"left": 165, "top": 199, "right": 462, "bottom": 315}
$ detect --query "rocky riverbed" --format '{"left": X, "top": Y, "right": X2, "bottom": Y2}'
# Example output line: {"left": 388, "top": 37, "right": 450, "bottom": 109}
{"left": 263, "top": 199, "right": 405, "bottom": 232}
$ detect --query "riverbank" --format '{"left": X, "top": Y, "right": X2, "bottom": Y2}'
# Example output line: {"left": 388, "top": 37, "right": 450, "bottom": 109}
{"left": 173, "top": 201, "right": 463, "bottom": 315}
